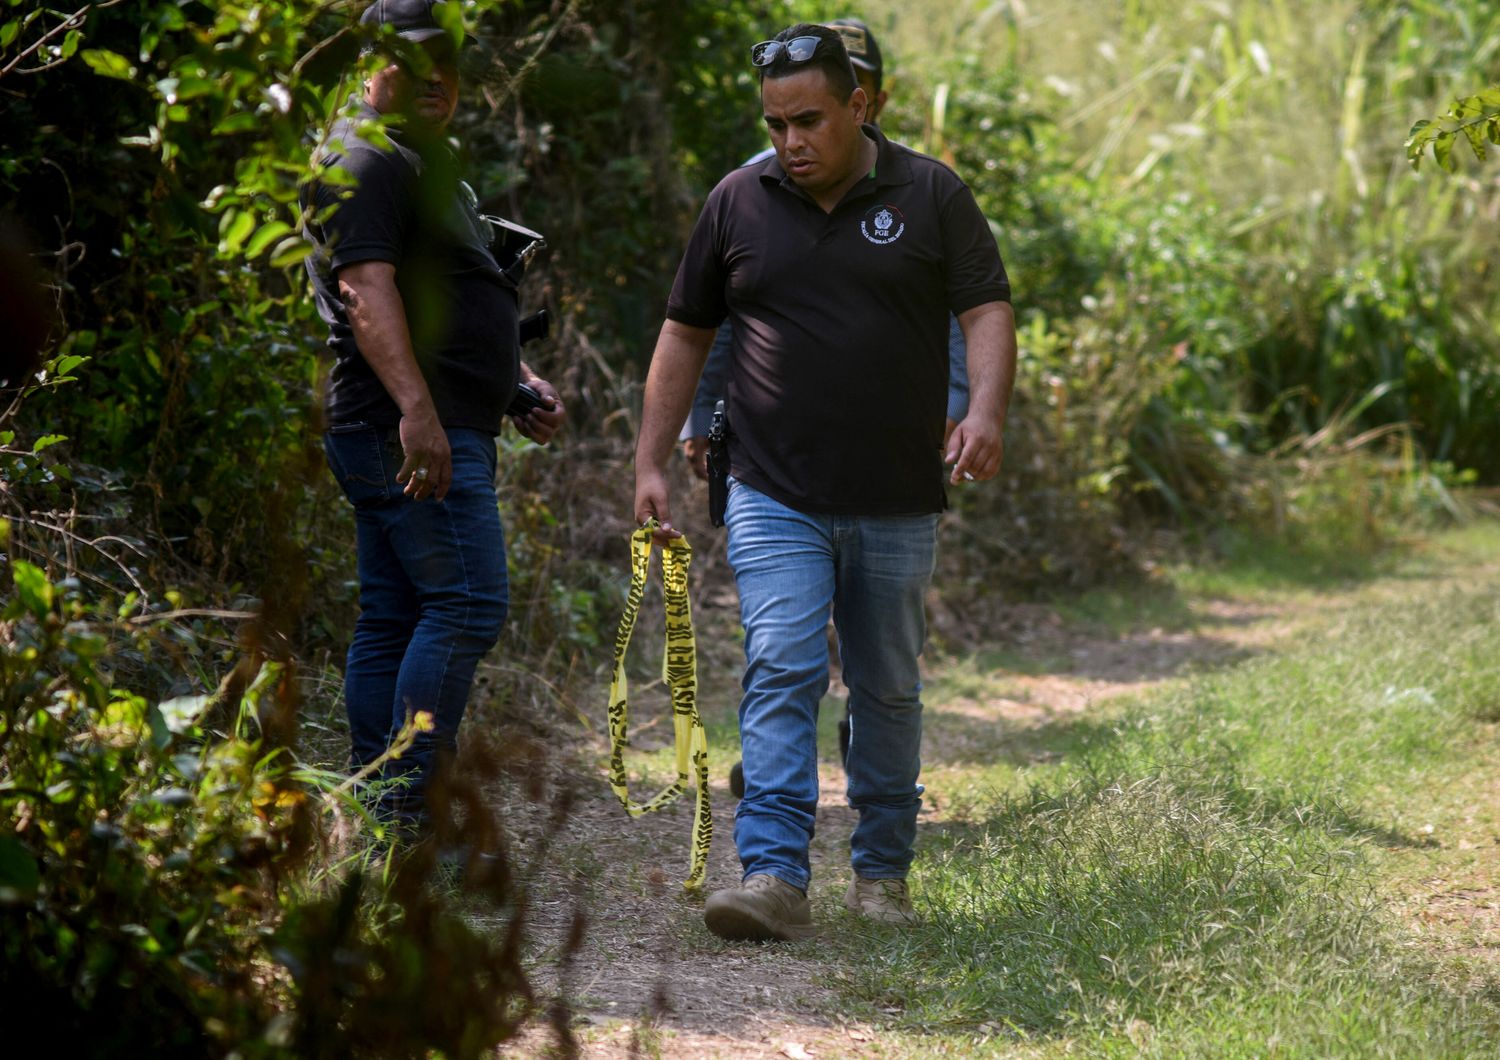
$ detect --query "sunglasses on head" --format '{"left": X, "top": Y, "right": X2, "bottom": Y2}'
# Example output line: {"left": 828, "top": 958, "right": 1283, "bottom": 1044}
{"left": 750, "top": 35, "right": 821, "bottom": 67}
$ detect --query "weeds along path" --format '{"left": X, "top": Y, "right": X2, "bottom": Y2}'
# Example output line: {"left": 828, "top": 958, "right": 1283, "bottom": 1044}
{"left": 506, "top": 524, "right": 1500, "bottom": 1058}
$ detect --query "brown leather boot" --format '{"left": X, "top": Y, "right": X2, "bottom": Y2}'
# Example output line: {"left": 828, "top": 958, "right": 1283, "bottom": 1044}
{"left": 845, "top": 875, "right": 917, "bottom": 925}
{"left": 704, "top": 874, "right": 816, "bottom": 941}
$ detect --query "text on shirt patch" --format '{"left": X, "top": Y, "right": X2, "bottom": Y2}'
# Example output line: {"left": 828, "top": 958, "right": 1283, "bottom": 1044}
{"left": 860, "top": 203, "right": 906, "bottom": 245}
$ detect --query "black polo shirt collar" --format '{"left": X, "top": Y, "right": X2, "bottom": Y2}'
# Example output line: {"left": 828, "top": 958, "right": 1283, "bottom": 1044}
{"left": 756, "top": 124, "right": 913, "bottom": 204}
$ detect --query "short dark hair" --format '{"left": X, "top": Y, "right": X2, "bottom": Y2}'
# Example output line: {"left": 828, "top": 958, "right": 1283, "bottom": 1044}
{"left": 757, "top": 23, "right": 858, "bottom": 99}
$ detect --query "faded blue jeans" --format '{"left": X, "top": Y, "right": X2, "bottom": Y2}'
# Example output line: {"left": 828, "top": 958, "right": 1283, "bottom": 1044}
{"left": 323, "top": 423, "right": 508, "bottom": 822}
{"left": 725, "top": 477, "right": 938, "bottom": 892}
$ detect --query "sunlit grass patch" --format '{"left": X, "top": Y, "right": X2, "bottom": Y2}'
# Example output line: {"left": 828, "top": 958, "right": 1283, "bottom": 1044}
{"left": 925, "top": 654, "right": 1051, "bottom": 705}
{"left": 837, "top": 772, "right": 1499, "bottom": 1054}
{"left": 848, "top": 776, "right": 1380, "bottom": 1032}
{"left": 828, "top": 529, "right": 1500, "bottom": 1051}
{"left": 1170, "top": 530, "right": 1396, "bottom": 600}
{"left": 1046, "top": 578, "right": 1198, "bottom": 636}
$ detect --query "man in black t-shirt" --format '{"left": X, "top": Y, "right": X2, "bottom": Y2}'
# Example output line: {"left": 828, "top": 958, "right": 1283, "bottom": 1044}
{"left": 303, "top": 0, "right": 565, "bottom": 828}
{"left": 633, "top": 24, "right": 1017, "bottom": 940}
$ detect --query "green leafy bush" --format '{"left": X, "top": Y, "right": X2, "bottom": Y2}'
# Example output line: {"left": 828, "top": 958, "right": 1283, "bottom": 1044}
{"left": 0, "top": 553, "right": 570, "bottom": 1056}
{"left": 0, "top": 556, "right": 309, "bottom": 1052}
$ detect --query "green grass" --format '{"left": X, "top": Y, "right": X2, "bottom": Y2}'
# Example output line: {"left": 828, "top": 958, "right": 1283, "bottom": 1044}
{"left": 926, "top": 653, "right": 1059, "bottom": 700}
{"left": 1171, "top": 530, "right": 1400, "bottom": 599}
{"left": 1045, "top": 577, "right": 1198, "bottom": 636}
{"left": 821, "top": 523, "right": 1500, "bottom": 1054}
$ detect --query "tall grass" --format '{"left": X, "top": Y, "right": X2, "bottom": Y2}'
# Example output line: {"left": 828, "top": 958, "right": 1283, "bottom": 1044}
{"left": 863, "top": 0, "right": 1500, "bottom": 494}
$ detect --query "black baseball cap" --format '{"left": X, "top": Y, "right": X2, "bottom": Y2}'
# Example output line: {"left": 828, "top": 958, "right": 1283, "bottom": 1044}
{"left": 825, "top": 18, "right": 882, "bottom": 80}
{"left": 360, "top": 0, "right": 457, "bottom": 44}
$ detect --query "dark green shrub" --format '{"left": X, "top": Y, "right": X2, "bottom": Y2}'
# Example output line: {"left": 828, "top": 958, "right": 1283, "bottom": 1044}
{"left": 0, "top": 555, "right": 309, "bottom": 1054}
{"left": 0, "top": 551, "right": 571, "bottom": 1056}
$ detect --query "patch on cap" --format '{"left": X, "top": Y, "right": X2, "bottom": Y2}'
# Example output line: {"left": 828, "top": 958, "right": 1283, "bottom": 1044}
{"left": 824, "top": 19, "right": 882, "bottom": 75}
{"left": 833, "top": 25, "right": 869, "bottom": 60}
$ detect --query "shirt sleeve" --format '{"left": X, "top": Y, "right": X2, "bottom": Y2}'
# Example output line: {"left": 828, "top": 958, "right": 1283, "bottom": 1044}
{"left": 313, "top": 147, "right": 414, "bottom": 273}
{"left": 939, "top": 182, "right": 1010, "bottom": 314}
{"left": 666, "top": 184, "right": 730, "bottom": 329}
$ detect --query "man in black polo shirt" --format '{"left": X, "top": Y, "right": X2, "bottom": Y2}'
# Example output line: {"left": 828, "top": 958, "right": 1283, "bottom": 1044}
{"left": 303, "top": 0, "right": 565, "bottom": 829}
{"left": 686, "top": 18, "right": 972, "bottom": 802}
{"left": 633, "top": 24, "right": 1016, "bottom": 940}
{"left": 680, "top": 18, "right": 972, "bottom": 482}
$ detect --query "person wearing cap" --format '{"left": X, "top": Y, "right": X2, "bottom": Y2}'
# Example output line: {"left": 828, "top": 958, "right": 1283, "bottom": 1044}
{"left": 679, "top": 17, "right": 970, "bottom": 479}
{"left": 303, "top": 0, "right": 566, "bottom": 829}
{"left": 634, "top": 23, "right": 1016, "bottom": 939}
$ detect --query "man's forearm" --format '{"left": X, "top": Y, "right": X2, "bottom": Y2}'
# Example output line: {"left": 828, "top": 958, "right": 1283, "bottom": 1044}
{"left": 339, "top": 264, "right": 434, "bottom": 418}
{"left": 337, "top": 260, "right": 450, "bottom": 498}
{"left": 957, "top": 301, "right": 1017, "bottom": 427}
{"left": 638, "top": 320, "right": 717, "bottom": 471}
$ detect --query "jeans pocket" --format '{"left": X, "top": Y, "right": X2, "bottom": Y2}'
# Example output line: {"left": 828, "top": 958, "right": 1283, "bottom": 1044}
{"left": 324, "top": 423, "right": 394, "bottom": 506}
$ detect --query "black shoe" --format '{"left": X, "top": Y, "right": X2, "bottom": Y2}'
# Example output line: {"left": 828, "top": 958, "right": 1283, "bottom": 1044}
{"left": 729, "top": 759, "right": 745, "bottom": 799}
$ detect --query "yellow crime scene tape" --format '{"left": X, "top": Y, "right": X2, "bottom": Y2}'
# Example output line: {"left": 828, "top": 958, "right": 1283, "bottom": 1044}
{"left": 605, "top": 521, "right": 712, "bottom": 892}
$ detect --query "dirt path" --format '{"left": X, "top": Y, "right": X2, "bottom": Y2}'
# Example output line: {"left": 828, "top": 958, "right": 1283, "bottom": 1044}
{"left": 502, "top": 585, "right": 1308, "bottom": 1058}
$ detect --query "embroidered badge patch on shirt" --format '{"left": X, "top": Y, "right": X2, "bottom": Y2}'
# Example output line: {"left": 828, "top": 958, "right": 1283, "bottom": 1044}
{"left": 860, "top": 203, "right": 906, "bottom": 245}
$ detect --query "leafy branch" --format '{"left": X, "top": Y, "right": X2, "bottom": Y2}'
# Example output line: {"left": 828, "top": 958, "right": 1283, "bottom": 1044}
{"left": 0, "top": 0, "right": 126, "bottom": 79}
{"left": 1406, "top": 86, "right": 1500, "bottom": 171}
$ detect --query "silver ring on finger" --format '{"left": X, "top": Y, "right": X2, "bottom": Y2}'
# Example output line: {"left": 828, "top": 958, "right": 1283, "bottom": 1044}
{"left": 414, "top": 467, "right": 430, "bottom": 481}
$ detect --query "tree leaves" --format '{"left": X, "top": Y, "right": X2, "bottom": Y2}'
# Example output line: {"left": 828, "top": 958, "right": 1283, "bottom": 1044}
{"left": 41, "top": 4, "right": 438, "bottom": 266}
{"left": 0, "top": 838, "right": 40, "bottom": 904}
{"left": 80, "top": 47, "right": 135, "bottom": 81}
{"left": 11, "top": 561, "right": 54, "bottom": 619}
{"left": 1407, "top": 86, "right": 1500, "bottom": 171}
{"left": 244, "top": 220, "right": 293, "bottom": 258}
{"left": 217, "top": 209, "right": 257, "bottom": 257}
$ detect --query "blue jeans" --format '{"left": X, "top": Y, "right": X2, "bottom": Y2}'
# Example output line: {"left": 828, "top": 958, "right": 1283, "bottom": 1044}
{"left": 323, "top": 423, "right": 508, "bottom": 821}
{"left": 725, "top": 478, "right": 938, "bottom": 891}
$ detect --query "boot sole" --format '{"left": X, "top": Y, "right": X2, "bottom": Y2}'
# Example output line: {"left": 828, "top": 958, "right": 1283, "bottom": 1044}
{"left": 845, "top": 904, "right": 918, "bottom": 925}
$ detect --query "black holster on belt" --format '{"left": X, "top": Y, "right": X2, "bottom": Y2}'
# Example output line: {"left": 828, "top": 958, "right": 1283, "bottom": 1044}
{"left": 707, "top": 399, "right": 729, "bottom": 528}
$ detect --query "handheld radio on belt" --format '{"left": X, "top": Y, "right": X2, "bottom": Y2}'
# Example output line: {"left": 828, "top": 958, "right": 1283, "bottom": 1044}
{"left": 707, "top": 399, "right": 729, "bottom": 528}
